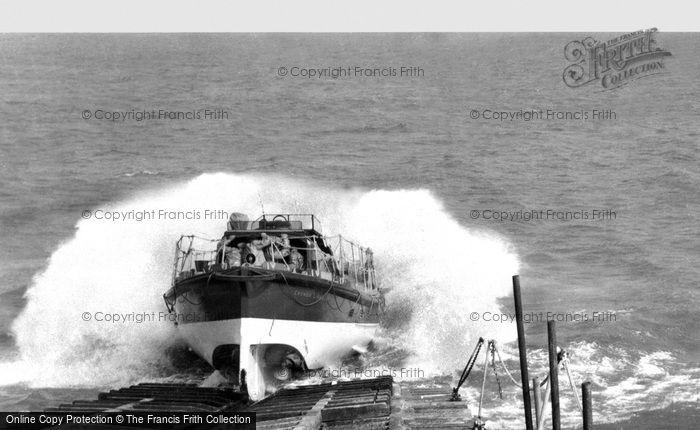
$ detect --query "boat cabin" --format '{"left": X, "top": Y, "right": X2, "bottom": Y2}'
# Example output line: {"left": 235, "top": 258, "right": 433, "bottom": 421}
{"left": 172, "top": 214, "right": 376, "bottom": 291}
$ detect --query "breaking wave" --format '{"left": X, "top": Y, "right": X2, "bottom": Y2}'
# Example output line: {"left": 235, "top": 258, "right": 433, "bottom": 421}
{"left": 0, "top": 172, "right": 519, "bottom": 387}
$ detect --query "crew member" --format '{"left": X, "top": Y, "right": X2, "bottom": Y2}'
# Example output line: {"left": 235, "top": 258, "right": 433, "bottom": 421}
{"left": 290, "top": 248, "right": 305, "bottom": 273}
{"left": 216, "top": 235, "right": 236, "bottom": 265}
{"left": 225, "top": 242, "right": 244, "bottom": 267}
{"left": 272, "top": 233, "right": 291, "bottom": 261}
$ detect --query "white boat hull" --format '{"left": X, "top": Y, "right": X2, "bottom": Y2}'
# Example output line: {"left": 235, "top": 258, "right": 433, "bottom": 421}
{"left": 178, "top": 317, "right": 378, "bottom": 400}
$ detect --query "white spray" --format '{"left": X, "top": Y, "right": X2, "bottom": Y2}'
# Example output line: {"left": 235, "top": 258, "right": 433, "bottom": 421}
{"left": 1, "top": 173, "right": 519, "bottom": 387}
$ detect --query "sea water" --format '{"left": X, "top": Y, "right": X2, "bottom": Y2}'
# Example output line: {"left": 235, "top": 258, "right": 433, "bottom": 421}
{"left": 0, "top": 34, "right": 698, "bottom": 428}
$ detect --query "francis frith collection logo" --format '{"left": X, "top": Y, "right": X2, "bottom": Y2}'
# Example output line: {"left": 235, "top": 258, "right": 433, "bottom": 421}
{"left": 563, "top": 28, "right": 671, "bottom": 90}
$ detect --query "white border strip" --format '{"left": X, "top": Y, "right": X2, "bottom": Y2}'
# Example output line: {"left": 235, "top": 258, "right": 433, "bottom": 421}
{"left": 0, "top": 0, "right": 695, "bottom": 32}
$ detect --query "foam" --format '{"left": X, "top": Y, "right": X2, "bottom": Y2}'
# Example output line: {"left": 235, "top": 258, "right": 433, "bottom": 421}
{"left": 2, "top": 173, "right": 520, "bottom": 387}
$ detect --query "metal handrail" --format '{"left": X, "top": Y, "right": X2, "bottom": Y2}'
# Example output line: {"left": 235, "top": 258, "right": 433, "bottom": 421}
{"left": 172, "top": 233, "right": 376, "bottom": 291}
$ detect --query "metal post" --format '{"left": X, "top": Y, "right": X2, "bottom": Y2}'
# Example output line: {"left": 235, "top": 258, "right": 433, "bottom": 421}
{"left": 359, "top": 247, "right": 365, "bottom": 288}
{"left": 513, "top": 275, "right": 534, "bottom": 430}
{"left": 547, "top": 320, "right": 561, "bottom": 430}
{"left": 351, "top": 245, "right": 356, "bottom": 287}
{"left": 476, "top": 341, "right": 491, "bottom": 429}
{"left": 338, "top": 235, "right": 344, "bottom": 283}
{"left": 582, "top": 381, "right": 592, "bottom": 430}
{"left": 222, "top": 238, "right": 227, "bottom": 269}
{"left": 172, "top": 238, "right": 181, "bottom": 285}
{"left": 533, "top": 377, "right": 541, "bottom": 429}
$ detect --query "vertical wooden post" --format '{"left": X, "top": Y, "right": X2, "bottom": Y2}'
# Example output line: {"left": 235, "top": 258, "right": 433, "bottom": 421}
{"left": 532, "top": 377, "right": 541, "bottom": 429}
{"left": 547, "top": 320, "right": 561, "bottom": 430}
{"left": 512, "top": 275, "right": 534, "bottom": 430}
{"left": 582, "top": 381, "right": 592, "bottom": 430}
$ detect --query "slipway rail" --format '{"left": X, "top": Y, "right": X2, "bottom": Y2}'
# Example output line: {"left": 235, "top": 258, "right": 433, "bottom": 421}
{"left": 43, "top": 376, "right": 479, "bottom": 429}
{"left": 45, "top": 383, "right": 247, "bottom": 414}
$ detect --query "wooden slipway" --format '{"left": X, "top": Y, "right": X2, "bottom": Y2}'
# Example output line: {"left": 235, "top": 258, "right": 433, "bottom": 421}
{"left": 46, "top": 377, "right": 475, "bottom": 429}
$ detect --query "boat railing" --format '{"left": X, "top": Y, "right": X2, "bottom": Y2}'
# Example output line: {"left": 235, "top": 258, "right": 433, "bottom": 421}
{"left": 171, "top": 235, "right": 219, "bottom": 283}
{"left": 322, "top": 234, "right": 377, "bottom": 292}
{"left": 172, "top": 233, "right": 377, "bottom": 292}
{"left": 226, "top": 214, "right": 322, "bottom": 233}
{"left": 254, "top": 214, "right": 322, "bottom": 233}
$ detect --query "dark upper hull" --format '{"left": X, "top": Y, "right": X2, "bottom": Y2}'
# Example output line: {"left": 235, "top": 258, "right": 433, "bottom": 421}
{"left": 164, "top": 267, "right": 383, "bottom": 324}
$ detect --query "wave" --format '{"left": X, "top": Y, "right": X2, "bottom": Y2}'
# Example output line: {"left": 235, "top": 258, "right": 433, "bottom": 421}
{"left": 1, "top": 172, "right": 519, "bottom": 388}
{"left": 476, "top": 341, "right": 700, "bottom": 429}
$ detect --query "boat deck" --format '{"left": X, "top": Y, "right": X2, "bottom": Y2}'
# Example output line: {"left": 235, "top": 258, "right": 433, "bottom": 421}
{"left": 46, "top": 377, "right": 475, "bottom": 429}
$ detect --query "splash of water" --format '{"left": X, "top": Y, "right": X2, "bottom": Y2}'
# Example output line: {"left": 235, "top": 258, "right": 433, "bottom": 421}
{"left": 1, "top": 173, "right": 519, "bottom": 388}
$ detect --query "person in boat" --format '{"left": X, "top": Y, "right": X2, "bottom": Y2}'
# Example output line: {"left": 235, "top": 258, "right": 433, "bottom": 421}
{"left": 257, "top": 233, "right": 272, "bottom": 261}
{"left": 216, "top": 235, "right": 236, "bottom": 265}
{"left": 225, "top": 242, "right": 244, "bottom": 267}
{"left": 271, "top": 233, "right": 291, "bottom": 261}
{"left": 244, "top": 233, "right": 271, "bottom": 266}
{"left": 327, "top": 256, "right": 341, "bottom": 280}
{"left": 258, "top": 233, "right": 271, "bottom": 247}
{"left": 290, "top": 247, "right": 305, "bottom": 273}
